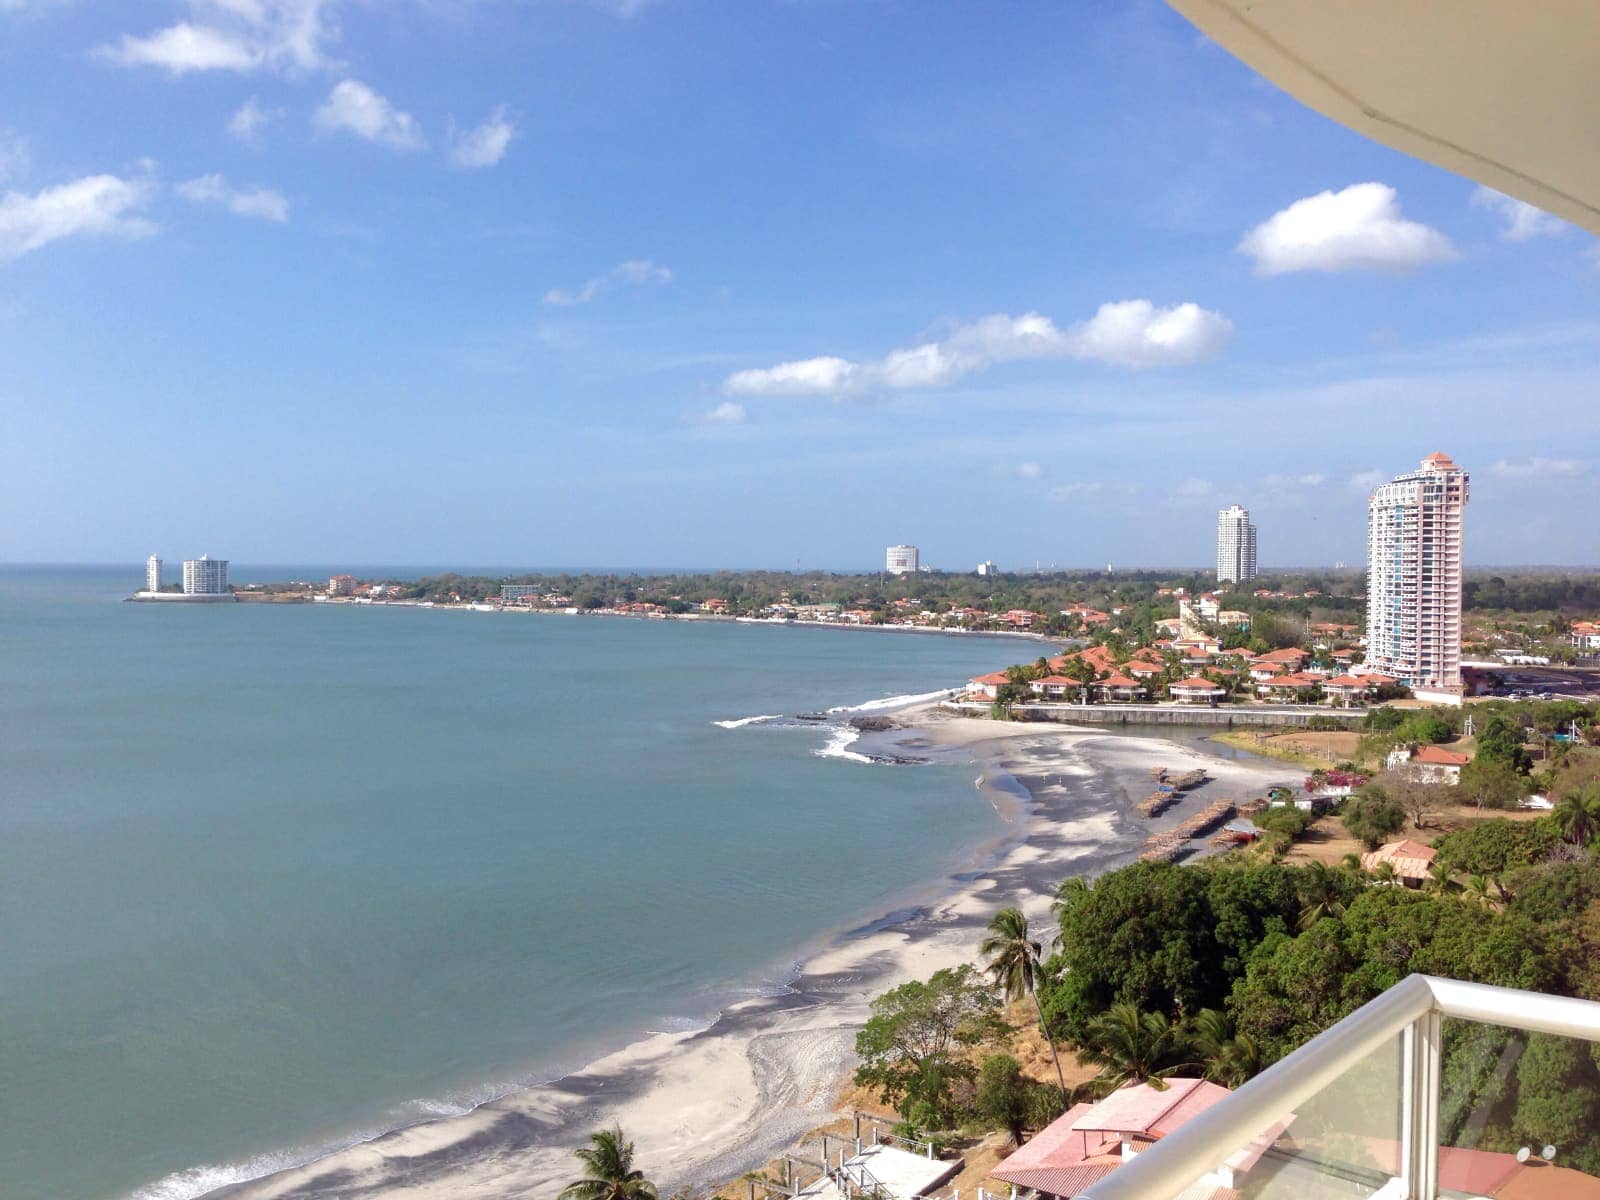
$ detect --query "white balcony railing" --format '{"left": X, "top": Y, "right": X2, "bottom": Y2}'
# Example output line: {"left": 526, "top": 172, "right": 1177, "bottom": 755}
{"left": 1077, "top": 975, "right": 1600, "bottom": 1200}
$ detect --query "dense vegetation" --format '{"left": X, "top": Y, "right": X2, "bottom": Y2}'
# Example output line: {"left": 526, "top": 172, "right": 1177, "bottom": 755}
{"left": 851, "top": 729, "right": 1600, "bottom": 1173}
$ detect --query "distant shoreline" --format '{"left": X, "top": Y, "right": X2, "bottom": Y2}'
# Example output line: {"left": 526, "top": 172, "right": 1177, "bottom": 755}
{"left": 173, "top": 594, "right": 1064, "bottom": 645}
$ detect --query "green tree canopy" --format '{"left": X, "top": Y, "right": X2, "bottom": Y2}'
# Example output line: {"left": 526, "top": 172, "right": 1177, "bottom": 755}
{"left": 1341, "top": 789, "right": 1407, "bottom": 850}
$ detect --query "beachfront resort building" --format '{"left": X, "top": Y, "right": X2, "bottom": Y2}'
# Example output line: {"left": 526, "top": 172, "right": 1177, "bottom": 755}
{"left": 1364, "top": 453, "right": 1470, "bottom": 706}
{"left": 500, "top": 583, "right": 539, "bottom": 602}
{"left": 182, "top": 555, "right": 230, "bottom": 595}
{"left": 885, "top": 544, "right": 919, "bottom": 575}
{"left": 328, "top": 574, "right": 357, "bottom": 596}
{"left": 145, "top": 554, "right": 162, "bottom": 593}
{"left": 1216, "top": 504, "right": 1257, "bottom": 584}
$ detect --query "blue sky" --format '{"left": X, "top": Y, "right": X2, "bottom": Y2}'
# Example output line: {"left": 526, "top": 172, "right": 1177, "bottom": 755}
{"left": 2, "top": 1, "right": 1597, "bottom": 570}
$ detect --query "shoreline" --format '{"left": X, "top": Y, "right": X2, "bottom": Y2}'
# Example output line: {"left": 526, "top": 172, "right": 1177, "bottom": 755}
{"left": 183, "top": 709, "right": 1296, "bottom": 1200}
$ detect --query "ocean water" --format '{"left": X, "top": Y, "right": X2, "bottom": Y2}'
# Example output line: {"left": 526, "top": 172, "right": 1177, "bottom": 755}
{"left": 0, "top": 567, "right": 1023, "bottom": 1200}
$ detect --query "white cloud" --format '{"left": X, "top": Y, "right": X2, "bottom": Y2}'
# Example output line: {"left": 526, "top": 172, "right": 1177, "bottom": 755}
{"left": 0, "top": 129, "right": 29, "bottom": 183}
{"left": 722, "top": 301, "right": 1232, "bottom": 397}
{"left": 1067, "top": 301, "right": 1234, "bottom": 368}
{"left": 1015, "top": 461, "right": 1044, "bottom": 480}
{"left": 723, "top": 355, "right": 856, "bottom": 396}
{"left": 0, "top": 174, "right": 156, "bottom": 260}
{"left": 1490, "top": 457, "right": 1588, "bottom": 479}
{"left": 313, "top": 80, "right": 426, "bottom": 150}
{"left": 227, "top": 97, "right": 282, "bottom": 144}
{"left": 98, "top": 1, "right": 337, "bottom": 75}
{"left": 1170, "top": 478, "right": 1215, "bottom": 502}
{"left": 705, "top": 401, "right": 746, "bottom": 424}
{"left": 1049, "top": 482, "right": 1104, "bottom": 503}
{"left": 1239, "top": 182, "right": 1457, "bottom": 275}
{"left": 543, "top": 258, "right": 672, "bottom": 306}
{"left": 1348, "top": 470, "right": 1386, "bottom": 493}
{"left": 449, "top": 106, "right": 515, "bottom": 169}
{"left": 1470, "top": 186, "right": 1566, "bottom": 242}
{"left": 176, "top": 174, "right": 288, "bottom": 222}
{"left": 1262, "top": 472, "right": 1326, "bottom": 489}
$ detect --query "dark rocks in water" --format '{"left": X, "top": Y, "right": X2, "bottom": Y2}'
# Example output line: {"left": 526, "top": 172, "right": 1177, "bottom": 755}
{"left": 794, "top": 713, "right": 829, "bottom": 722}
{"left": 850, "top": 715, "right": 895, "bottom": 732}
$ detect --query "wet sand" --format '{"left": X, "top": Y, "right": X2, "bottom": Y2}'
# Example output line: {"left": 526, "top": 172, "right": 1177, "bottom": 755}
{"left": 206, "top": 710, "right": 1295, "bottom": 1200}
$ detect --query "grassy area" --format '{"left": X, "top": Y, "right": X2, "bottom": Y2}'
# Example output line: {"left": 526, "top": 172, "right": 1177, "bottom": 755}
{"left": 1211, "top": 729, "right": 1365, "bottom": 772}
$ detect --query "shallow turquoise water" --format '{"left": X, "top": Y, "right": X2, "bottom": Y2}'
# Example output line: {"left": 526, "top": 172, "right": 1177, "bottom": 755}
{"left": 0, "top": 567, "right": 1020, "bottom": 1200}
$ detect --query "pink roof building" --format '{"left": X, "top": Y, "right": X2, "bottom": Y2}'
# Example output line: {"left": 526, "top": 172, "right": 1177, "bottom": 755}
{"left": 990, "top": 1079, "right": 1273, "bottom": 1199}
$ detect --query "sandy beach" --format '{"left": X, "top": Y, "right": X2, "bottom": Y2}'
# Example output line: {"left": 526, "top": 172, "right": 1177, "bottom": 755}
{"left": 204, "top": 709, "right": 1298, "bottom": 1200}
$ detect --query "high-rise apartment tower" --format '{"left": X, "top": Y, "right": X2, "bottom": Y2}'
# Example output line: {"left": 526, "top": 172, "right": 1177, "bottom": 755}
{"left": 886, "top": 545, "right": 919, "bottom": 575}
{"left": 1216, "top": 505, "right": 1258, "bottom": 584}
{"left": 1364, "top": 453, "right": 1469, "bottom": 705}
{"left": 145, "top": 555, "right": 163, "bottom": 593}
{"left": 182, "top": 555, "right": 230, "bottom": 595}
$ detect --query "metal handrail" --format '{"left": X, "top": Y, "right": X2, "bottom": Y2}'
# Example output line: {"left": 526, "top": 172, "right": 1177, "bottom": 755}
{"left": 1077, "top": 974, "right": 1600, "bottom": 1200}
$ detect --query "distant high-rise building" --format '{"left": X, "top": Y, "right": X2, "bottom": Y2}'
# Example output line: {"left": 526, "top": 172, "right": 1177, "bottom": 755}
{"left": 1364, "top": 453, "right": 1470, "bottom": 705}
{"left": 183, "top": 555, "right": 230, "bottom": 595}
{"left": 145, "top": 555, "right": 163, "bottom": 593}
{"left": 976, "top": 560, "right": 998, "bottom": 577}
{"left": 886, "top": 545, "right": 919, "bottom": 575}
{"left": 1216, "top": 505, "right": 1258, "bottom": 584}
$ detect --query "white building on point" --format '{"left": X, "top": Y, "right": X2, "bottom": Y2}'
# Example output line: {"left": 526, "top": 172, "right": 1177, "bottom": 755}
{"left": 886, "top": 544, "right": 919, "bottom": 575}
{"left": 183, "top": 555, "right": 230, "bottom": 595}
{"left": 1216, "top": 504, "right": 1258, "bottom": 584}
{"left": 145, "top": 555, "right": 163, "bottom": 593}
{"left": 1364, "top": 453, "right": 1469, "bottom": 706}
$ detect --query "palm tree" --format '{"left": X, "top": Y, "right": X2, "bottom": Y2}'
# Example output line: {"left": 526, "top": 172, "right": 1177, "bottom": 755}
{"left": 1051, "top": 876, "right": 1089, "bottom": 918}
{"left": 1371, "top": 861, "right": 1399, "bottom": 887}
{"left": 1188, "top": 1008, "right": 1262, "bottom": 1088}
{"left": 1465, "top": 874, "right": 1494, "bottom": 908}
{"left": 1295, "top": 861, "right": 1348, "bottom": 931}
{"left": 1554, "top": 786, "right": 1600, "bottom": 846}
{"left": 981, "top": 906, "right": 1068, "bottom": 1100}
{"left": 559, "top": 1127, "right": 658, "bottom": 1200}
{"left": 1339, "top": 852, "right": 1365, "bottom": 874}
{"left": 1078, "top": 1002, "right": 1193, "bottom": 1093}
{"left": 1424, "top": 860, "right": 1453, "bottom": 897}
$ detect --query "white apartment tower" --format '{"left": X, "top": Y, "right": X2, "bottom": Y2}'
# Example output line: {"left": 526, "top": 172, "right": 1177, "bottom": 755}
{"left": 145, "top": 555, "right": 163, "bottom": 593}
{"left": 1216, "top": 505, "right": 1258, "bottom": 584}
{"left": 183, "top": 555, "right": 230, "bottom": 595}
{"left": 1364, "top": 453, "right": 1470, "bottom": 705}
{"left": 886, "top": 545, "right": 919, "bottom": 575}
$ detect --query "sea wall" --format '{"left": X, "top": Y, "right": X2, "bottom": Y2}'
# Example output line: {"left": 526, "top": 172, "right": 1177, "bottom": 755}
{"left": 941, "top": 701, "right": 1365, "bottom": 729}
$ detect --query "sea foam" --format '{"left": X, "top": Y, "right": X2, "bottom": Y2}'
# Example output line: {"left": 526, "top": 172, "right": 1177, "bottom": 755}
{"left": 825, "top": 687, "right": 953, "bottom": 715}
{"left": 811, "top": 726, "right": 875, "bottom": 764}
{"left": 712, "top": 714, "right": 781, "bottom": 729}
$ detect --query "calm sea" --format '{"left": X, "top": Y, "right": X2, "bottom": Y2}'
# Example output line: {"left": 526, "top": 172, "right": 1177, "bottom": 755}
{"left": 0, "top": 566, "right": 1021, "bottom": 1200}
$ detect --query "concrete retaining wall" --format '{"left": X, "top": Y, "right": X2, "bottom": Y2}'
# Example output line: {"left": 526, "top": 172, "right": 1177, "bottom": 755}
{"left": 943, "top": 701, "right": 1365, "bottom": 729}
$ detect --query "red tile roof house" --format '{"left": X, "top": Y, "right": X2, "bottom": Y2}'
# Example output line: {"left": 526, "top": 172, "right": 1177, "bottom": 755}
{"left": 1093, "top": 673, "right": 1147, "bottom": 702}
{"left": 1124, "top": 660, "right": 1163, "bottom": 680}
{"left": 1255, "top": 672, "right": 1324, "bottom": 701}
{"left": 989, "top": 1078, "right": 1277, "bottom": 1199}
{"left": 1361, "top": 838, "right": 1438, "bottom": 887}
{"left": 1029, "top": 674, "right": 1082, "bottom": 701}
{"left": 1321, "top": 673, "right": 1377, "bottom": 704}
{"left": 1169, "top": 676, "right": 1227, "bottom": 705}
{"left": 968, "top": 670, "right": 1012, "bottom": 700}
{"left": 1249, "top": 662, "right": 1286, "bottom": 683}
{"left": 1388, "top": 743, "right": 1473, "bottom": 785}
{"left": 1256, "top": 647, "right": 1310, "bottom": 666}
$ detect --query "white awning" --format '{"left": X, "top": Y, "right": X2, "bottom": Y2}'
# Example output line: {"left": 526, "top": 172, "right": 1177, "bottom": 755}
{"left": 1167, "top": 0, "right": 1600, "bottom": 235}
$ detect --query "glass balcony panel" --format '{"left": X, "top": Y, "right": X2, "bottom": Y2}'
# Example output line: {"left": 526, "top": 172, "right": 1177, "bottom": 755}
{"left": 1137, "top": 1031, "right": 1408, "bottom": 1199}
{"left": 1437, "top": 1019, "right": 1600, "bottom": 1198}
